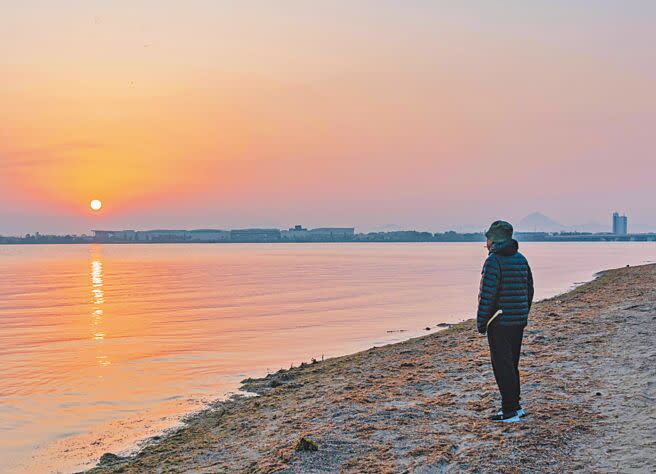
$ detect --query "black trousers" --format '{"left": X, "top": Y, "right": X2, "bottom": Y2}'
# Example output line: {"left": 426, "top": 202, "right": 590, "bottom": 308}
{"left": 487, "top": 325, "right": 524, "bottom": 413}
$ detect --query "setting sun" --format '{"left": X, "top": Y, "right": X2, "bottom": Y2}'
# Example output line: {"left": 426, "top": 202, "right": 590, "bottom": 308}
{"left": 90, "top": 199, "right": 102, "bottom": 211}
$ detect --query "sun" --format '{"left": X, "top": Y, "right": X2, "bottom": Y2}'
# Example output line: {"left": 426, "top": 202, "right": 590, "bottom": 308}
{"left": 90, "top": 199, "right": 102, "bottom": 211}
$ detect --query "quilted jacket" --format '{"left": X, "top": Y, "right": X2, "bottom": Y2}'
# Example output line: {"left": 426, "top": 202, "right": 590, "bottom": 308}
{"left": 477, "top": 239, "right": 534, "bottom": 333}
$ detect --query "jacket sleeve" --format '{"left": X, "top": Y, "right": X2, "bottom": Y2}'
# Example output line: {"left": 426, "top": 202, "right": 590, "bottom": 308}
{"left": 527, "top": 263, "right": 534, "bottom": 312}
{"left": 477, "top": 255, "right": 501, "bottom": 333}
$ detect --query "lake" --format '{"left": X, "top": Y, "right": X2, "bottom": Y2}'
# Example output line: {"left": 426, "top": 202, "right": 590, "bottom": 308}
{"left": 0, "top": 242, "right": 654, "bottom": 472}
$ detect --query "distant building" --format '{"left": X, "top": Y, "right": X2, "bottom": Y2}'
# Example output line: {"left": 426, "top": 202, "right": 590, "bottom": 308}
{"left": 280, "top": 225, "right": 355, "bottom": 241}
{"left": 94, "top": 229, "right": 230, "bottom": 242}
{"left": 281, "top": 225, "right": 310, "bottom": 241}
{"left": 612, "top": 212, "right": 628, "bottom": 235}
{"left": 137, "top": 230, "right": 190, "bottom": 241}
{"left": 188, "top": 229, "right": 230, "bottom": 242}
{"left": 357, "top": 230, "right": 433, "bottom": 242}
{"left": 308, "top": 228, "right": 355, "bottom": 241}
{"left": 93, "top": 230, "right": 136, "bottom": 241}
{"left": 91, "top": 226, "right": 354, "bottom": 243}
{"left": 230, "top": 228, "right": 281, "bottom": 242}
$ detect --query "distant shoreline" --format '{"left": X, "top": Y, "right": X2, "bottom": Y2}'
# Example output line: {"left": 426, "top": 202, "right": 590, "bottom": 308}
{"left": 3, "top": 235, "right": 656, "bottom": 245}
{"left": 4, "top": 225, "right": 656, "bottom": 245}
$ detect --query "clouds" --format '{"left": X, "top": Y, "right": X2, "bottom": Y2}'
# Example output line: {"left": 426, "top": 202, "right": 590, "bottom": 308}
{"left": 1, "top": 1, "right": 654, "bottom": 233}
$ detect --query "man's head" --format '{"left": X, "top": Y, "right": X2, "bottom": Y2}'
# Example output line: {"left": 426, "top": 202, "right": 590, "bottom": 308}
{"left": 485, "top": 220, "right": 513, "bottom": 250}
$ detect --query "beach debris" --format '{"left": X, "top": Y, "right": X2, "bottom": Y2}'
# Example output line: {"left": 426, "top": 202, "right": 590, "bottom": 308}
{"left": 425, "top": 327, "right": 431, "bottom": 331}
{"left": 98, "top": 453, "right": 126, "bottom": 466}
{"left": 436, "top": 322, "right": 454, "bottom": 328}
{"left": 295, "top": 435, "right": 319, "bottom": 452}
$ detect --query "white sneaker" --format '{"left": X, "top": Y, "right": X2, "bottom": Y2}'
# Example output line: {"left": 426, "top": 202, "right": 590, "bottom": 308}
{"left": 497, "top": 407, "right": 526, "bottom": 417}
{"left": 489, "top": 411, "right": 521, "bottom": 422}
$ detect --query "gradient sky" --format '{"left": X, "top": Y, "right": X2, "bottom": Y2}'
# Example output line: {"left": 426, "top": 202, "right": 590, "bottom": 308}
{"left": 2, "top": 1, "right": 655, "bottom": 234}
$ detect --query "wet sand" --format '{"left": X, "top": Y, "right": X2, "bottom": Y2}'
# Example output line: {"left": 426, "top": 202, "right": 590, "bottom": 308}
{"left": 87, "top": 264, "right": 656, "bottom": 473}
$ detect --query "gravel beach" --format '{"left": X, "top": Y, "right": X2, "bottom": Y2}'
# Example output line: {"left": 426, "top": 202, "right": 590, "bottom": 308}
{"left": 87, "top": 263, "right": 656, "bottom": 473}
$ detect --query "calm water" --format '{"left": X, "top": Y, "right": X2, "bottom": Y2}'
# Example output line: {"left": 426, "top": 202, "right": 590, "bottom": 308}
{"left": 0, "top": 242, "right": 654, "bottom": 472}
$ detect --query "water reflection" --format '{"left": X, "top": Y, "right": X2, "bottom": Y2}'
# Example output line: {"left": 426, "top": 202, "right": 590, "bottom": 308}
{"left": 90, "top": 249, "right": 110, "bottom": 365}
{"left": 2, "top": 242, "right": 655, "bottom": 473}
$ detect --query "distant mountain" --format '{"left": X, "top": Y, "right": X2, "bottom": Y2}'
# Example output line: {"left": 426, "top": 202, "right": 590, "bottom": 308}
{"left": 517, "top": 212, "right": 566, "bottom": 232}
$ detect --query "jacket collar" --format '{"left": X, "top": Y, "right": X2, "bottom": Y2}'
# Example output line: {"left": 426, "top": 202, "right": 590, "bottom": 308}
{"left": 490, "top": 239, "right": 519, "bottom": 257}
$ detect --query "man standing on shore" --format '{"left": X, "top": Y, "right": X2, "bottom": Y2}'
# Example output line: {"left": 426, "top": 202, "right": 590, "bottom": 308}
{"left": 477, "top": 220, "right": 534, "bottom": 422}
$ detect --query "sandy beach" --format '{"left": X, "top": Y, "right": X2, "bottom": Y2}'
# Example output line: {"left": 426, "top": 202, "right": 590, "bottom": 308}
{"left": 87, "top": 263, "right": 656, "bottom": 473}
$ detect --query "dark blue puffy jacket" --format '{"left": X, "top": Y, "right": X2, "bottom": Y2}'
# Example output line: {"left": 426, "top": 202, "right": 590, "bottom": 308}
{"left": 477, "top": 239, "right": 534, "bottom": 333}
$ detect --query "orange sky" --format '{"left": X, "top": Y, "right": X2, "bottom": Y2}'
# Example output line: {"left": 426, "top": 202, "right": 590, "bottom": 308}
{"left": 2, "top": 1, "right": 655, "bottom": 233}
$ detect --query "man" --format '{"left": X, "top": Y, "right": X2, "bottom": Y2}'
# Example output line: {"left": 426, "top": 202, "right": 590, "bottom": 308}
{"left": 477, "top": 220, "right": 534, "bottom": 422}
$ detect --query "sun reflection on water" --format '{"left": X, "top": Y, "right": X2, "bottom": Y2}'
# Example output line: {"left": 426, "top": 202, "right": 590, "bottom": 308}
{"left": 90, "top": 250, "right": 110, "bottom": 366}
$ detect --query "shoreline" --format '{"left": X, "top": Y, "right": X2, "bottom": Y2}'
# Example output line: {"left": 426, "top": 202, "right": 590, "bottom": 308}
{"left": 86, "top": 263, "right": 656, "bottom": 473}
{"left": 4, "top": 239, "right": 656, "bottom": 246}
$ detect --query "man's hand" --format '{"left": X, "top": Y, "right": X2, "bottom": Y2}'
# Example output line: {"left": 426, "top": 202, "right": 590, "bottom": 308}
{"left": 477, "top": 323, "right": 487, "bottom": 335}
